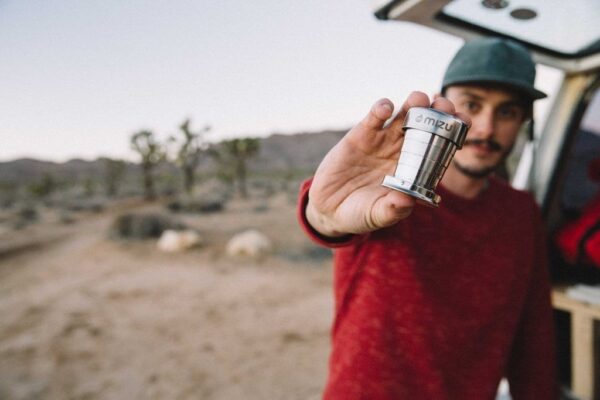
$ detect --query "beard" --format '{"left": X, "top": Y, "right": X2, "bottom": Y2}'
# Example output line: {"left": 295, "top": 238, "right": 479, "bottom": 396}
{"left": 452, "top": 160, "right": 498, "bottom": 179}
{"left": 452, "top": 138, "right": 513, "bottom": 179}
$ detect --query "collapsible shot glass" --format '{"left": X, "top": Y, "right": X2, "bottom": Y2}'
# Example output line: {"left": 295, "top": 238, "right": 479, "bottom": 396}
{"left": 382, "top": 107, "right": 469, "bottom": 206}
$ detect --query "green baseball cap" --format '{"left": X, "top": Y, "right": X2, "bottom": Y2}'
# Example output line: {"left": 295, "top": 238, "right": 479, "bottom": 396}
{"left": 442, "top": 37, "right": 547, "bottom": 100}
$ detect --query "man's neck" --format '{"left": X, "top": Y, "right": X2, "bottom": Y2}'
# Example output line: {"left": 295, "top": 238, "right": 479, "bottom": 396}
{"left": 441, "top": 164, "right": 489, "bottom": 199}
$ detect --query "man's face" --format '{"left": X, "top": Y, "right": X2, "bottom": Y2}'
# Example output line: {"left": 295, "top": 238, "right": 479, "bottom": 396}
{"left": 444, "top": 85, "right": 529, "bottom": 179}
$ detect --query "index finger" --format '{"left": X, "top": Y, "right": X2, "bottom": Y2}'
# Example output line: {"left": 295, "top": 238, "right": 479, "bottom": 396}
{"left": 385, "top": 91, "right": 431, "bottom": 133}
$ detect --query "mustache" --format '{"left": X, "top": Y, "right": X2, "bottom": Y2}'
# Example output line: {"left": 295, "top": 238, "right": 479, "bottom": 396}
{"left": 463, "top": 138, "right": 503, "bottom": 152}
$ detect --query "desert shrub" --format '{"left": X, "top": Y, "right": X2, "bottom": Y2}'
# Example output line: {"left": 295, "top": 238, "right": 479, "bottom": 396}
{"left": 110, "top": 212, "right": 185, "bottom": 239}
{"left": 166, "top": 201, "right": 182, "bottom": 212}
{"left": 250, "top": 180, "right": 276, "bottom": 199}
{"left": 28, "top": 174, "right": 57, "bottom": 199}
{"left": 12, "top": 219, "right": 28, "bottom": 230}
{"left": 166, "top": 182, "right": 230, "bottom": 213}
{"left": 10, "top": 205, "right": 39, "bottom": 229}
{"left": 59, "top": 211, "right": 75, "bottom": 224}
{"left": 0, "top": 197, "right": 15, "bottom": 209}
{"left": 304, "top": 246, "right": 333, "bottom": 261}
{"left": 167, "top": 197, "right": 226, "bottom": 214}
{"left": 0, "top": 181, "right": 19, "bottom": 208}
{"left": 253, "top": 203, "right": 269, "bottom": 213}
{"left": 17, "top": 206, "right": 38, "bottom": 222}
{"left": 277, "top": 246, "right": 332, "bottom": 263}
{"left": 61, "top": 198, "right": 106, "bottom": 213}
{"left": 83, "top": 178, "right": 97, "bottom": 197}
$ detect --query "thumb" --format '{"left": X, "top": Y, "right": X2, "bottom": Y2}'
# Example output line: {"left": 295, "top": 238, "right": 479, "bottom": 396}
{"left": 370, "top": 191, "right": 416, "bottom": 229}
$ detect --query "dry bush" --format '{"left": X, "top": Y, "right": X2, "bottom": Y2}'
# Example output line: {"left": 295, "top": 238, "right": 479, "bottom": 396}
{"left": 167, "top": 197, "right": 226, "bottom": 214}
{"left": 110, "top": 212, "right": 185, "bottom": 239}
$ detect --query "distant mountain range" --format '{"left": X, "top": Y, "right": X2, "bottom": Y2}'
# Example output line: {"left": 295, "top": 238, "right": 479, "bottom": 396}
{"left": 0, "top": 129, "right": 347, "bottom": 185}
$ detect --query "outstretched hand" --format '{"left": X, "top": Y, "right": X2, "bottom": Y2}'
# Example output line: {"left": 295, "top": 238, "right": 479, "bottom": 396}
{"left": 306, "top": 91, "right": 469, "bottom": 237}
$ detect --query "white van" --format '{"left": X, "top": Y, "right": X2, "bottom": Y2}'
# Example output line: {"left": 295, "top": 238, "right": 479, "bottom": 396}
{"left": 371, "top": 1, "right": 600, "bottom": 399}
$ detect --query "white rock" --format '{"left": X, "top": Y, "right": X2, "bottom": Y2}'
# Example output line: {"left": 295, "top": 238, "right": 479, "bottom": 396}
{"left": 226, "top": 229, "right": 272, "bottom": 258}
{"left": 157, "top": 229, "right": 202, "bottom": 252}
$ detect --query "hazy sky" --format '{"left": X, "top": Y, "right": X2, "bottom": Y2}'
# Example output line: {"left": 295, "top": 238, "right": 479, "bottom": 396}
{"left": 0, "top": 0, "right": 569, "bottom": 162}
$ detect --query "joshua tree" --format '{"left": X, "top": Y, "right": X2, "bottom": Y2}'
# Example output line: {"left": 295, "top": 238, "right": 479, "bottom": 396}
{"left": 28, "top": 173, "right": 57, "bottom": 199}
{"left": 217, "top": 138, "right": 260, "bottom": 198}
{"left": 101, "top": 157, "right": 127, "bottom": 197}
{"left": 172, "top": 119, "right": 210, "bottom": 196}
{"left": 131, "top": 130, "right": 164, "bottom": 200}
{"left": 83, "top": 177, "right": 97, "bottom": 197}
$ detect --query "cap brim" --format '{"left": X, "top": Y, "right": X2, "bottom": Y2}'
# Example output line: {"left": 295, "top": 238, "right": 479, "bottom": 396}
{"left": 444, "top": 77, "right": 547, "bottom": 100}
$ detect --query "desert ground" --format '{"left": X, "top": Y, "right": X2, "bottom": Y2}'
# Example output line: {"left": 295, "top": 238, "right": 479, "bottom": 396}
{"left": 0, "top": 192, "right": 335, "bottom": 400}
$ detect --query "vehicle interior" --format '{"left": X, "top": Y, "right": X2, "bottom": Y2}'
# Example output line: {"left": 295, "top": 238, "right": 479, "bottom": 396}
{"left": 371, "top": 1, "right": 600, "bottom": 398}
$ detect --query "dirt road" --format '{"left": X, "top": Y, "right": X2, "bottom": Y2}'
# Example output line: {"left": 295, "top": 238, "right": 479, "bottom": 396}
{"left": 0, "top": 198, "right": 333, "bottom": 400}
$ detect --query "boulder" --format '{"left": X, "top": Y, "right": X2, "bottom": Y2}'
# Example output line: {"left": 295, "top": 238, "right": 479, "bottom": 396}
{"left": 226, "top": 229, "right": 272, "bottom": 258}
{"left": 157, "top": 229, "right": 203, "bottom": 252}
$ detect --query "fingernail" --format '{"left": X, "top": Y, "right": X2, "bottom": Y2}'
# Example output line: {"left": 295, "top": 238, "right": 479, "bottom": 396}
{"left": 381, "top": 101, "right": 393, "bottom": 113}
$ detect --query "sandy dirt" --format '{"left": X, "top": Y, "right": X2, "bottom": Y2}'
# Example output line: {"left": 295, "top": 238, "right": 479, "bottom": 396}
{"left": 0, "top": 194, "right": 334, "bottom": 400}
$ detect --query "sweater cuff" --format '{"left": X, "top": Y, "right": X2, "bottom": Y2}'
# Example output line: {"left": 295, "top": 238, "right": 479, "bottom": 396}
{"left": 297, "top": 177, "right": 362, "bottom": 248}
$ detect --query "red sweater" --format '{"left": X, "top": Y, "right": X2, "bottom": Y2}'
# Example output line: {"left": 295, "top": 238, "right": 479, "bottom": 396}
{"left": 298, "top": 177, "right": 557, "bottom": 400}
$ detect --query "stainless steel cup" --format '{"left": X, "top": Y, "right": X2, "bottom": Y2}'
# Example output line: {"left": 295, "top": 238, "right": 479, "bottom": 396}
{"left": 382, "top": 107, "right": 469, "bottom": 206}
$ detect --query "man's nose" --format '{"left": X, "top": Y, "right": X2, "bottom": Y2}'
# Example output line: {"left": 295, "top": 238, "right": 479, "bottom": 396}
{"left": 471, "top": 110, "right": 495, "bottom": 139}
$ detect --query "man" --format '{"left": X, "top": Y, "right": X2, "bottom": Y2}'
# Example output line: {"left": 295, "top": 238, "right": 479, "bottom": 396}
{"left": 297, "top": 38, "right": 557, "bottom": 399}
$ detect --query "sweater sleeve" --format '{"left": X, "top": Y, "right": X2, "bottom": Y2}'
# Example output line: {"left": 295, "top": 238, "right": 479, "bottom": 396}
{"left": 506, "top": 205, "right": 558, "bottom": 399}
{"left": 296, "top": 177, "right": 366, "bottom": 248}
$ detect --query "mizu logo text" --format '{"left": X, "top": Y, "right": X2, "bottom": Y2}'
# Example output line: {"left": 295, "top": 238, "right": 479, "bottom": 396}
{"left": 415, "top": 114, "right": 453, "bottom": 132}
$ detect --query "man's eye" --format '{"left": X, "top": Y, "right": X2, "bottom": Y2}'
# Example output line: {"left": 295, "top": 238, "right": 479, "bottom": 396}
{"left": 464, "top": 101, "right": 479, "bottom": 112}
{"left": 498, "top": 107, "right": 522, "bottom": 120}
